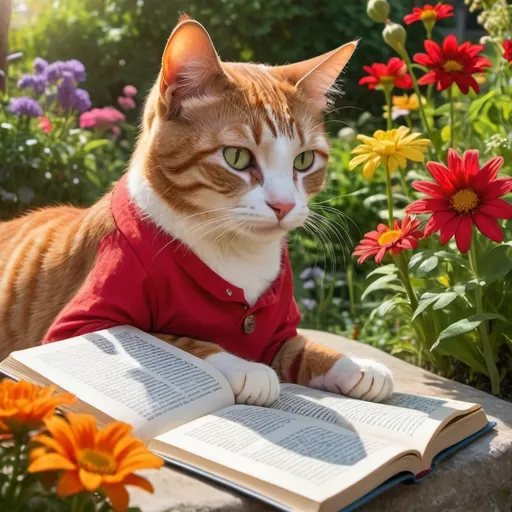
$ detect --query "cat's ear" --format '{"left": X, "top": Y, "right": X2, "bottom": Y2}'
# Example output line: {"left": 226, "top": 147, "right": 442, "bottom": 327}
{"left": 274, "top": 41, "right": 358, "bottom": 109}
{"left": 159, "top": 16, "right": 225, "bottom": 114}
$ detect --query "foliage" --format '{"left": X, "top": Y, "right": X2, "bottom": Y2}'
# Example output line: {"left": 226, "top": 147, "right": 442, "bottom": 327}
{"left": 11, "top": 0, "right": 412, "bottom": 116}
{"left": 295, "top": 0, "right": 512, "bottom": 397}
{"left": 0, "top": 55, "right": 133, "bottom": 219}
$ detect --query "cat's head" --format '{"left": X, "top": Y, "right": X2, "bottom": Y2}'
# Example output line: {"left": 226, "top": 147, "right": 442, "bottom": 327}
{"left": 135, "top": 15, "right": 356, "bottom": 243}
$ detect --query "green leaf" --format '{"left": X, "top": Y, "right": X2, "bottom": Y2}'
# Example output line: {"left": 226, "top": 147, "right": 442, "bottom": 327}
{"left": 432, "top": 313, "right": 508, "bottom": 351}
{"left": 478, "top": 244, "right": 512, "bottom": 286}
{"left": 361, "top": 274, "right": 398, "bottom": 300}
{"left": 416, "top": 255, "right": 439, "bottom": 276}
{"left": 412, "top": 291, "right": 442, "bottom": 321}
{"left": 436, "top": 337, "right": 488, "bottom": 375}
{"left": 433, "top": 250, "right": 471, "bottom": 269}
{"left": 433, "top": 291, "right": 458, "bottom": 310}
{"left": 83, "top": 139, "right": 110, "bottom": 152}
{"left": 375, "top": 296, "right": 409, "bottom": 317}
{"left": 363, "top": 193, "right": 388, "bottom": 207}
{"left": 367, "top": 264, "right": 397, "bottom": 278}
{"left": 85, "top": 170, "right": 101, "bottom": 187}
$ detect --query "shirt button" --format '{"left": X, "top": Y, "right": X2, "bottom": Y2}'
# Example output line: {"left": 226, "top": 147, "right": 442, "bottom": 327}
{"left": 243, "top": 315, "right": 256, "bottom": 334}
{"left": 226, "top": 289, "right": 233, "bottom": 297}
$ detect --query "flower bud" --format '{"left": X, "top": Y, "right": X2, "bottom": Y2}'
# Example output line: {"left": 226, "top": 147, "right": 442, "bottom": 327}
{"left": 383, "top": 22, "right": 407, "bottom": 55}
{"left": 366, "top": 0, "right": 390, "bottom": 23}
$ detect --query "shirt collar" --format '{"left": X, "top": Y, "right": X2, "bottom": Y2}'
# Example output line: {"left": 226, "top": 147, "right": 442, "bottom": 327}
{"left": 112, "top": 175, "right": 285, "bottom": 308}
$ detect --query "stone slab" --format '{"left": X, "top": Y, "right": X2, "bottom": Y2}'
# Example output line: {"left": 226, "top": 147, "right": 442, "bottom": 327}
{"left": 129, "top": 329, "right": 512, "bottom": 512}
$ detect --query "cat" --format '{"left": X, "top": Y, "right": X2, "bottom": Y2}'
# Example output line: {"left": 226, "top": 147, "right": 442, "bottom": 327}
{"left": 0, "top": 15, "right": 393, "bottom": 405}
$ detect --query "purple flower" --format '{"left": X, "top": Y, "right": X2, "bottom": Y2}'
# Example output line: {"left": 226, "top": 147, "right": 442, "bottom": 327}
{"left": 18, "top": 74, "right": 35, "bottom": 90}
{"left": 18, "top": 74, "right": 47, "bottom": 95}
{"left": 57, "top": 72, "right": 75, "bottom": 109}
{"left": 73, "top": 88, "right": 91, "bottom": 113}
{"left": 301, "top": 298, "right": 317, "bottom": 311}
{"left": 303, "top": 280, "right": 316, "bottom": 290}
{"left": 9, "top": 97, "right": 43, "bottom": 117}
{"left": 299, "top": 267, "right": 325, "bottom": 281}
{"left": 63, "top": 59, "right": 86, "bottom": 82}
{"left": 33, "top": 57, "right": 48, "bottom": 75}
{"left": 45, "top": 61, "right": 64, "bottom": 84}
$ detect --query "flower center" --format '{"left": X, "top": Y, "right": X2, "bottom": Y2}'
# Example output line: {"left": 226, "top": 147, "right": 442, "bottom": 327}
{"left": 375, "top": 140, "right": 397, "bottom": 156}
{"left": 450, "top": 189, "right": 479, "bottom": 213}
{"left": 77, "top": 449, "right": 117, "bottom": 475}
{"left": 420, "top": 9, "right": 437, "bottom": 21}
{"left": 379, "top": 75, "right": 396, "bottom": 85}
{"left": 378, "top": 229, "right": 402, "bottom": 246}
{"left": 443, "top": 59, "right": 463, "bottom": 73}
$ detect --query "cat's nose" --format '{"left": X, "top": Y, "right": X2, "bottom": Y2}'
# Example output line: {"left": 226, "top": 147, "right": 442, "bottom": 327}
{"left": 266, "top": 202, "right": 295, "bottom": 220}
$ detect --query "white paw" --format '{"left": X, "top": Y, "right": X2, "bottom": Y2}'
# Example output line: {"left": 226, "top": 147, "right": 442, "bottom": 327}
{"left": 310, "top": 357, "right": 394, "bottom": 402}
{"left": 207, "top": 353, "right": 280, "bottom": 407}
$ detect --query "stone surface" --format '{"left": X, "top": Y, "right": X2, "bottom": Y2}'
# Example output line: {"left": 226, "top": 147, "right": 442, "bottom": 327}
{"left": 129, "top": 329, "right": 512, "bottom": 512}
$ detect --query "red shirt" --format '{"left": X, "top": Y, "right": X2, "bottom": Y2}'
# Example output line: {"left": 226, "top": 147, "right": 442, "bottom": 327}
{"left": 43, "top": 176, "right": 301, "bottom": 364}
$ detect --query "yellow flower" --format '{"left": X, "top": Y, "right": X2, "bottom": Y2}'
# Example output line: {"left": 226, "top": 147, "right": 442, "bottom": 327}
{"left": 383, "top": 94, "right": 423, "bottom": 119}
{"left": 29, "top": 413, "right": 164, "bottom": 512}
{"left": 0, "top": 380, "right": 75, "bottom": 434}
{"left": 349, "top": 126, "right": 431, "bottom": 180}
{"left": 393, "top": 93, "right": 421, "bottom": 110}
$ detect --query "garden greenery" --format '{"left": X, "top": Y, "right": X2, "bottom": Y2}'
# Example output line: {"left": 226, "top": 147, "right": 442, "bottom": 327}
{"left": 2, "top": 1, "right": 512, "bottom": 396}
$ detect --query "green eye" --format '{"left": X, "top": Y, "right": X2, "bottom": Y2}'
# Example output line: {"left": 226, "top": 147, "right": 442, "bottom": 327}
{"left": 223, "top": 147, "right": 252, "bottom": 171}
{"left": 294, "top": 151, "right": 314, "bottom": 171}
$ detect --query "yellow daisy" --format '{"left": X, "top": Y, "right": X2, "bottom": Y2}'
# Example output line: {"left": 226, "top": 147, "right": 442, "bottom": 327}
{"left": 383, "top": 94, "right": 423, "bottom": 119}
{"left": 348, "top": 126, "right": 431, "bottom": 180}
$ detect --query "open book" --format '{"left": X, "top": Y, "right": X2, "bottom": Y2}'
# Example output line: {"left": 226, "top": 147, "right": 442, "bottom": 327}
{"left": 0, "top": 326, "right": 493, "bottom": 512}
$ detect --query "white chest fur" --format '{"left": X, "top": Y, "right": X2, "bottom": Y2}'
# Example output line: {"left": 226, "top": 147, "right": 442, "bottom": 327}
{"left": 127, "top": 166, "right": 282, "bottom": 305}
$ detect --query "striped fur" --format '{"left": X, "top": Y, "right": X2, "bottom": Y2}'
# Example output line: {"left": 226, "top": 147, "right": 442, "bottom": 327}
{"left": 0, "top": 16, "right": 393, "bottom": 403}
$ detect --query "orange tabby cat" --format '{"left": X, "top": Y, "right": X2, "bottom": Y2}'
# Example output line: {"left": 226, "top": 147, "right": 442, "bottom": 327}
{"left": 0, "top": 16, "right": 393, "bottom": 404}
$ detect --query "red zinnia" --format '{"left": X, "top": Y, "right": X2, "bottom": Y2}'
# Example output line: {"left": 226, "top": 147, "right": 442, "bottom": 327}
{"left": 359, "top": 58, "right": 413, "bottom": 91}
{"left": 353, "top": 216, "right": 423, "bottom": 264}
{"left": 414, "top": 35, "right": 491, "bottom": 94}
{"left": 404, "top": 3, "right": 454, "bottom": 25}
{"left": 503, "top": 40, "right": 512, "bottom": 63}
{"left": 406, "top": 149, "right": 512, "bottom": 253}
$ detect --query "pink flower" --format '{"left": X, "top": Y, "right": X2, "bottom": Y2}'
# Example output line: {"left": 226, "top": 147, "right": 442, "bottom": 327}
{"left": 39, "top": 116, "right": 52, "bottom": 133}
{"left": 123, "top": 85, "right": 137, "bottom": 97}
{"left": 79, "top": 107, "right": 125, "bottom": 131}
{"left": 118, "top": 96, "right": 136, "bottom": 110}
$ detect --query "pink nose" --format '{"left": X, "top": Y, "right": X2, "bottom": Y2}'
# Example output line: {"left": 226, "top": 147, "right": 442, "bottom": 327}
{"left": 267, "top": 202, "right": 295, "bottom": 220}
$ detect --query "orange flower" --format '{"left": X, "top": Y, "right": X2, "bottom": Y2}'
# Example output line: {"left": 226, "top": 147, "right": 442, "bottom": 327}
{"left": 0, "top": 380, "right": 75, "bottom": 434}
{"left": 29, "top": 413, "right": 164, "bottom": 512}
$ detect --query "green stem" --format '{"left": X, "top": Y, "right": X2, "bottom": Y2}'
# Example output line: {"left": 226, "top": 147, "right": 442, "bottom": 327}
{"left": 426, "top": 26, "right": 433, "bottom": 41}
{"left": 448, "top": 84, "right": 455, "bottom": 148}
{"left": 401, "top": 49, "right": 444, "bottom": 161}
{"left": 468, "top": 248, "right": 501, "bottom": 395}
{"left": 398, "top": 169, "right": 410, "bottom": 198}
{"left": 4, "top": 438, "right": 23, "bottom": 505}
{"left": 347, "top": 263, "right": 356, "bottom": 318}
{"left": 384, "top": 87, "right": 393, "bottom": 131}
{"left": 384, "top": 159, "right": 394, "bottom": 226}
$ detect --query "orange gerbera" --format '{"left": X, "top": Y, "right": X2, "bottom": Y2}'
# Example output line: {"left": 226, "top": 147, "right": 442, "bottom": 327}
{"left": 29, "top": 413, "right": 164, "bottom": 512}
{"left": 0, "top": 380, "right": 75, "bottom": 434}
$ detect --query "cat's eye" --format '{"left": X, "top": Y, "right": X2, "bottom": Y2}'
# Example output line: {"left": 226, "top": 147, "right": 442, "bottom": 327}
{"left": 294, "top": 151, "right": 314, "bottom": 171}
{"left": 223, "top": 147, "right": 252, "bottom": 171}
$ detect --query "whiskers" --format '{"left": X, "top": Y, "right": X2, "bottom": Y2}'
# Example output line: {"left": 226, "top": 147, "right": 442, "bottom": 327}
{"left": 295, "top": 204, "right": 358, "bottom": 277}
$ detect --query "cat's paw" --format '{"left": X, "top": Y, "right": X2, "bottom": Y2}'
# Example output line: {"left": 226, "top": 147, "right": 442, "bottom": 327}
{"left": 207, "top": 353, "right": 280, "bottom": 406}
{"left": 310, "top": 357, "right": 393, "bottom": 402}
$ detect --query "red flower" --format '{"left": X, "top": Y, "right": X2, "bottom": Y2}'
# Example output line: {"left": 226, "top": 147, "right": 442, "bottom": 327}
{"left": 503, "top": 40, "right": 512, "bottom": 63}
{"left": 413, "top": 35, "right": 491, "bottom": 94}
{"left": 359, "top": 58, "right": 413, "bottom": 91}
{"left": 406, "top": 149, "right": 512, "bottom": 253}
{"left": 39, "top": 116, "right": 52, "bottom": 133}
{"left": 404, "top": 3, "right": 454, "bottom": 25}
{"left": 353, "top": 216, "right": 423, "bottom": 264}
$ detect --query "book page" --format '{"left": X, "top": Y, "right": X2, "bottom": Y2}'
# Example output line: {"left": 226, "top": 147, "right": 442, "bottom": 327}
{"left": 11, "top": 326, "right": 234, "bottom": 438}
{"left": 272, "top": 384, "right": 478, "bottom": 452}
{"left": 154, "top": 405, "right": 415, "bottom": 504}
